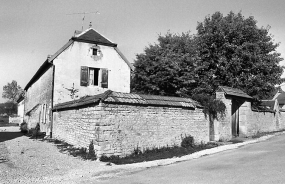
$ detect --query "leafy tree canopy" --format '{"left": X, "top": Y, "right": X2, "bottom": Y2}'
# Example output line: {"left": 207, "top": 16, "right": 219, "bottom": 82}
{"left": 2, "top": 80, "right": 23, "bottom": 103}
{"left": 131, "top": 32, "right": 199, "bottom": 97}
{"left": 0, "top": 102, "right": 17, "bottom": 116}
{"left": 194, "top": 11, "right": 285, "bottom": 99}
{"left": 131, "top": 11, "right": 285, "bottom": 100}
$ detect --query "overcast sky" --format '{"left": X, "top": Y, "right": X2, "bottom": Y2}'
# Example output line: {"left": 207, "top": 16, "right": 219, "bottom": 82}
{"left": 1, "top": 0, "right": 285, "bottom": 103}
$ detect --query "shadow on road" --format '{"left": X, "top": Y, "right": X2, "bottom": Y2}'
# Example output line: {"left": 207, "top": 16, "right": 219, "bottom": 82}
{"left": 0, "top": 131, "right": 23, "bottom": 142}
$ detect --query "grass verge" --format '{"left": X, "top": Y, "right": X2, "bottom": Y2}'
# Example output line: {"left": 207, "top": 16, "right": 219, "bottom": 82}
{"left": 100, "top": 142, "right": 219, "bottom": 165}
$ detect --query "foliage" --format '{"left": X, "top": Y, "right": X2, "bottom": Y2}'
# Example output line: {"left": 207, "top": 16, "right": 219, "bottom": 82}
{"left": 181, "top": 135, "right": 194, "bottom": 148}
{"left": 192, "top": 94, "right": 226, "bottom": 120}
{"left": 100, "top": 141, "right": 218, "bottom": 165}
{"left": 131, "top": 32, "right": 199, "bottom": 97}
{"left": 64, "top": 83, "right": 79, "bottom": 100}
{"left": 0, "top": 102, "right": 17, "bottom": 115}
{"left": 20, "top": 122, "right": 28, "bottom": 133}
{"left": 87, "top": 140, "right": 96, "bottom": 160}
{"left": 194, "top": 11, "right": 285, "bottom": 99}
{"left": 131, "top": 11, "right": 284, "bottom": 100}
{"left": 2, "top": 80, "right": 23, "bottom": 103}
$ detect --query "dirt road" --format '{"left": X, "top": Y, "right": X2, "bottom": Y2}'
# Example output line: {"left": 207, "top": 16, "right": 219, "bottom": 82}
{"left": 0, "top": 126, "right": 114, "bottom": 184}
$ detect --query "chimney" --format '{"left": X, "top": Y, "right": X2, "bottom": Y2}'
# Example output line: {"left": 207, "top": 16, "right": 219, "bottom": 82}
{"left": 74, "top": 30, "right": 82, "bottom": 37}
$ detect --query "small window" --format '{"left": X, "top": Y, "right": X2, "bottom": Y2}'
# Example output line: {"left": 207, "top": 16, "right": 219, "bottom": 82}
{"left": 92, "top": 48, "right": 98, "bottom": 56}
{"left": 80, "top": 66, "right": 108, "bottom": 88}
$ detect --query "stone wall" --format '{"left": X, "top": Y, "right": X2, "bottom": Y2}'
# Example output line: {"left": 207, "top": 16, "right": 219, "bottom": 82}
{"left": 215, "top": 91, "right": 285, "bottom": 140}
{"left": 215, "top": 92, "right": 232, "bottom": 141}
{"left": 24, "top": 66, "right": 53, "bottom": 133}
{"left": 279, "top": 111, "right": 285, "bottom": 129}
{"left": 246, "top": 110, "right": 277, "bottom": 135}
{"left": 53, "top": 102, "right": 209, "bottom": 157}
{"left": 9, "top": 116, "right": 22, "bottom": 125}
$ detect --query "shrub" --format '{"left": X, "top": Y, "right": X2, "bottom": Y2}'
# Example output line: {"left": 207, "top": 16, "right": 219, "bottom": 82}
{"left": 20, "top": 122, "right": 28, "bottom": 133}
{"left": 181, "top": 135, "right": 194, "bottom": 148}
{"left": 192, "top": 94, "right": 226, "bottom": 120}
{"left": 87, "top": 140, "right": 96, "bottom": 160}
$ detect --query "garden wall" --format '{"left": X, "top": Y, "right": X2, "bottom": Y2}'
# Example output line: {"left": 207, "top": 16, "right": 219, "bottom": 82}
{"left": 215, "top": 89, "right": 284, "bottom": 140}
{"left": 53, "top": 102, "right": 209, "bottom": 157}
{"left": 246, "top": 110, "right": 278, "bottom": 135}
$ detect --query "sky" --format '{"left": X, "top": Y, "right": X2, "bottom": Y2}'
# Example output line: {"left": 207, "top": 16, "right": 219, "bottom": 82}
{"left": 1, "top": 0, "right": 285, "bottom": 103}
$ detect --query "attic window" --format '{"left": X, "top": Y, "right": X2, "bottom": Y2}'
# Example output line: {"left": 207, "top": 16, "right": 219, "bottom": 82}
{"left": 92, "top": 48, "right": 98, "bottom": 56}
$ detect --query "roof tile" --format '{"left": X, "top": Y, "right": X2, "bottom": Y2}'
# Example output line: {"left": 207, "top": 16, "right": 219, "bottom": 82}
{"left": 53, "top": 90, "right": 201, "bottom": 110}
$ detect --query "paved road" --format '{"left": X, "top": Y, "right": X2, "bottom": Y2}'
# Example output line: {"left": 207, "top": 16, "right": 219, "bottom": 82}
{"left": 98, "top": 133, "right": 285, "bottom": 184}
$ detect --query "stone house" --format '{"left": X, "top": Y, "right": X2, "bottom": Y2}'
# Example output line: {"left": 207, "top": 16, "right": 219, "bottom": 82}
{"left": 23, "top": 28, "right": 133, "bottom": 136}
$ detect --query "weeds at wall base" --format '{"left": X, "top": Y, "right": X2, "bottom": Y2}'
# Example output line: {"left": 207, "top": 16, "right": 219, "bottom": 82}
{"left": 100, "top": 143, "right": 219, "bottom": 165}
{"left": 100, "top": 135, "right": 218, "bottom": 165}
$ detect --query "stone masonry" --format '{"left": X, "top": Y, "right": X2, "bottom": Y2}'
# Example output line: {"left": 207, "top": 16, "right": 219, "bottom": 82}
{"left": 53, "top": 102, "right": 209, "bottom": 157}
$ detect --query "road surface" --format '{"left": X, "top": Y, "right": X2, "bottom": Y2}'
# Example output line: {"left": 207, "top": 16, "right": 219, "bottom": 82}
{"left": 98, "top": 133, "right": 285, "bottom": 184}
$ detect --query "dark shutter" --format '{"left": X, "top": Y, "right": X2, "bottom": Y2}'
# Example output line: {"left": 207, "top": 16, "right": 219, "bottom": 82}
{"left": 101, "top": 68, "right": 108, "bottom": 88}
{"left": 80, "top": 66, "right": 88, "bottom": 86}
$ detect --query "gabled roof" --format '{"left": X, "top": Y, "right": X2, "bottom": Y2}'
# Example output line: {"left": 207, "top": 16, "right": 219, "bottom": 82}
{"left": 24, "top": 28, "right": 133, "bottom": 91}
{"left": 217, "top": 86, "right": 253, "bottom": 100}
{"left": 72, "top": 28, "right": 117, "bottom": 47}
{"left": 53, "top": 91, "right": 202, "bottom": 111}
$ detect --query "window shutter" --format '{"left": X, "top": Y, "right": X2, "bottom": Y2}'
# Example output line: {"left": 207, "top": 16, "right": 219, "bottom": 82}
{"left": 101, "top": 68, "right": 108, "bottom": 88}
{"left": 80, "top": 66, "right": 88, "bottom": 86}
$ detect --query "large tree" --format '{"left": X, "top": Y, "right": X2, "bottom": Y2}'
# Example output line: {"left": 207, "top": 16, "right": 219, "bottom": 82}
{"left": 131, "top": 11, "right": 285, "bottom": 100}
{"left": 2, "top": 80, "right": 23, "bottom": 103}
{"left": 131, "top": 32, "right": 199, "bottom": 97}
{"left": 194, "top": 11, "right": 285, "bottom": 99}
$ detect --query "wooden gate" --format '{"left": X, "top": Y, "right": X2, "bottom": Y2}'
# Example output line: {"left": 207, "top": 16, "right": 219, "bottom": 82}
{"left": 231, "top": 99, "right": 240, "bottom": 137}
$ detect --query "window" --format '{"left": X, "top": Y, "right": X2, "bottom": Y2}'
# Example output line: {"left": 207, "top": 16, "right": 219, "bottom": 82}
{"left": 92, "top": 48, "right": 98, "bottom": 56}
{"left": 89, "top": 68, "right": 99, "bottom": 86}
{"left": 80, "top": 66, "right": 108, "bottom": 88}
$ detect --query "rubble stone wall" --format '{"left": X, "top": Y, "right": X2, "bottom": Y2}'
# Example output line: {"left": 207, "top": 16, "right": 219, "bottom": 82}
{"left": 246, "top": 110, "right": 277, "bottom": 135}
{"left": 53, "top": 102, "right": 209, "bottom": 157}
